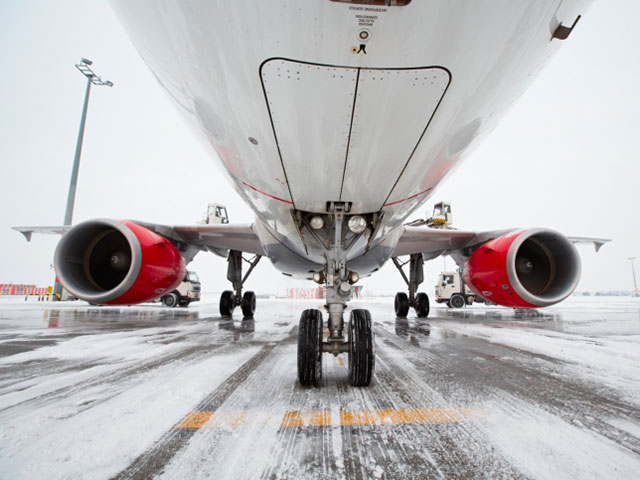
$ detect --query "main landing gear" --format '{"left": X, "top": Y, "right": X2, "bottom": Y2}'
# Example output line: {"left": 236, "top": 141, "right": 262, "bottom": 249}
{"left": 219, "top": 250, "right": 261, "bottom": 318}
{"left": 392, "top": 253, "right": 430, "bottom": 318}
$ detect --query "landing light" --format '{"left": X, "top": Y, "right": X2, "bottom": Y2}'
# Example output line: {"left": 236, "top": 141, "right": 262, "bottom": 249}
{"left": 310, "top": 216, "right": 324, "bottom": 230}
{"left": 348, "top": 215, "right": 367, "bottom": 234}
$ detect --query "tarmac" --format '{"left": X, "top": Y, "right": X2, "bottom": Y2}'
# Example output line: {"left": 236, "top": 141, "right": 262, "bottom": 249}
{"left": 1, "top": 295, "right": 639, "bottom": 479}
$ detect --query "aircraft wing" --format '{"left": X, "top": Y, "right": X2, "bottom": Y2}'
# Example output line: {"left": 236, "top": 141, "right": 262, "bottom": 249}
{"left": 132, "top": 221, "right": 266, "bottom": 259}
{"left": 13, "top": 221, "right": 265, "bottom": 262}
{"left": 393, "top": 226, "right": 610, "bottom": 260}
{"left": 567, "top": 236, "right": 611, "bottom": 252}
{"left": 12, "top": 226, "right": 72, "bottom": 242}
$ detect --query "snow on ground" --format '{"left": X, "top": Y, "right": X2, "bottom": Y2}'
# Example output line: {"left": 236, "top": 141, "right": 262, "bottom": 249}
{"left": 0, "top": 306, "right": 265, "bottom": 480}
{"left": 0, "top": 296, "right": 639, "bottom": 479}
{"left": 481, "top": 393, "right": 640, "bottom": 480}
{"left": 436, "top": 297, "right": 640, "bottom": 406}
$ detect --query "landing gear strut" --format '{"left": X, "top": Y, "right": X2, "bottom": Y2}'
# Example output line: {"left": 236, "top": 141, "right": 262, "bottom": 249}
{"left": 219, "top": 250, "right": 261, "bottom": 318}
{"left": 392, "top": 253, "right": 430, "bottom": 318}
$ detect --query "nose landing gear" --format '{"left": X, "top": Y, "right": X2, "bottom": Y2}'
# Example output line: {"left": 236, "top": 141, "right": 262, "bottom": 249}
{"left": 297, "top": 306, "right": 374, "bottom": 387}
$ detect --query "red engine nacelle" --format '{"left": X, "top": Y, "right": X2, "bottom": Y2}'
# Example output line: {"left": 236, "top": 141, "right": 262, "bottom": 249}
{"left": 463, "top": 228, "right": 581, "bottom": 308}
{"left": 54, "top": 219, "right": 185, "bottom": 305}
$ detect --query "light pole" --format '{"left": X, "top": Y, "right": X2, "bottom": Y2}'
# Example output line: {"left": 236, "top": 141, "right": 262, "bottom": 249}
{"left": 630, "top": 257, "right": 638, "bottom": 298}
{"left": 54, "top": 58, "right": 113, "bottom": 300}
{"left": 64, "top": 58, "right": 114, "bottom": 225}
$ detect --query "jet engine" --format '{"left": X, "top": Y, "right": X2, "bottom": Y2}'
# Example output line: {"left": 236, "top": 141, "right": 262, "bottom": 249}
{"left": 54, "top": 219, "right": 185, "bottom": 305}
{"left": 463, "top": 228, "right": 580, "bottom": 308}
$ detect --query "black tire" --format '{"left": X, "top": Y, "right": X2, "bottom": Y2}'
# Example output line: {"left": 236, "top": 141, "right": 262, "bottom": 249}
{"left": 394, "top": 292, "right": 409, "bottom": 318}
{"left": 163, "top": 293, "right": 178, "bottom": 308}
{"left": 465, "top": 295, "right": 474, "bottom": 305}
{"left": 179, "top": 300, "right": 190, "bottom": 307}
{"left": 446, "top": 300, "right": 452, "bottom": 308}
{"left": 349, "top": 309, "right": 375, "bottom": 386}
{"left": 241, "top": 291, "right": 257, "bottom": 317}
{"left": 450, "top": 293, "right": 465, "bottom": 309}
{"left": 415, "top": 292, "right": 430, "bottom": 318}
{"left": 297, "top": 309, "right": 323, "bottom": 387}
{"left": 219, "top": 290, "right": 235, "bottom": 316}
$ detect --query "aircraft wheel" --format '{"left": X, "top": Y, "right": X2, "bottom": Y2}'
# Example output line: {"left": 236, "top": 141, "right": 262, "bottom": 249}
{"left": 394, "top": 292, "right": 409, "bottom": 318}
{"left": 163, "top": 293, "right": 178, "bottom": 308}
{"left": 241, "top": 291, "right": 257, "bottom": 317}
{"left": 450, "top": 293, "right": 465, "bottom": 309}
{"left": 219, "top": 290, "right": 235, "bottom": 316}
{"left": 297, "top": 309, "right": 323, "bottom": 387}
{"left": 349, "top": 309, "right": 374, "bottom": 387}
{"left": 415, "top": 292, "right": 430, "bottom": 318}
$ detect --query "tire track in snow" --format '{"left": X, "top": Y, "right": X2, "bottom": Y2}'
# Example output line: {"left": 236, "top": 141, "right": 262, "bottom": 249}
{"left": 112, "top": 341, "right": 279, "bottom": 480}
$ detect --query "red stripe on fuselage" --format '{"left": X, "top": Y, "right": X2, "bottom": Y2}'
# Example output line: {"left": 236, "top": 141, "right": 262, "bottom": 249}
{"left": 242, "top": 182, "right": 293, "bottom": 204}
{"left": 383, "top": 187, "right": 432, "bottom": 207}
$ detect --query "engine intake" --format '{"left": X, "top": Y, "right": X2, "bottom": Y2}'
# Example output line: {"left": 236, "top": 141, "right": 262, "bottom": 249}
{"left": 55, "top": 219, "right": 185, "bottom": 305}
{"left": 463, "top": 228, "right": 581, "bottom": 308}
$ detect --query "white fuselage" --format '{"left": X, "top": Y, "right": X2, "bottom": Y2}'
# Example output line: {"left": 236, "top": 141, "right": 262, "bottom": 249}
{"left": 110, "top": 0, "right": 592, "bottom": 275}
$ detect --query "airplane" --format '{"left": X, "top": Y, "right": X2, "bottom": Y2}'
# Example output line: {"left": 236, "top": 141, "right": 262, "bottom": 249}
{"left": 14, "top": 0, "right": 609, "bottom": 387}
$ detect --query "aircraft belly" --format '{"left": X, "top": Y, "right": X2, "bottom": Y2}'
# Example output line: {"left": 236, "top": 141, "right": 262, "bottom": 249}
{"left": 110, "top": 0, "right": 595, "bottom": 267}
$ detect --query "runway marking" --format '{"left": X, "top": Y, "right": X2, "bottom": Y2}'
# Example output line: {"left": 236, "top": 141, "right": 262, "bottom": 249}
{"left": 176, "top": 406, "right": 486, "bottom": 429}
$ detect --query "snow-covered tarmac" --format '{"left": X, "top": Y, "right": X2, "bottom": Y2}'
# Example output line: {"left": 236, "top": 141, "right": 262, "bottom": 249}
{"left": 0, "top": 296, "right": 639, "bottom": 479}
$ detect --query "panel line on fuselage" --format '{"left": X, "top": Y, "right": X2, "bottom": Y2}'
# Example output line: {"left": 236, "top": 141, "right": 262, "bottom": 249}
{"left": 258, "top": 58, "right": 298, "bottom": 210}
{"left": 338, "top": 67, "right": 361, "bottom": 202}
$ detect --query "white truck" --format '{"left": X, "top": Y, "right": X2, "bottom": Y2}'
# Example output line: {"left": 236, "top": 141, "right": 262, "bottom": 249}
{"left": 158, "top": 271, "right": 202, "bottom": 307}
{"left": 434, "top": 269, "right": 484, "bottom": 308}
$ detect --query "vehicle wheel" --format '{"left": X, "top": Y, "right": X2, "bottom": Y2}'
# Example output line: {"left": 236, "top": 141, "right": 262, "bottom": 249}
{"left": 241, "top": 291, "right": 256, "bottom": 317}
{"left": 349, "top": 309, "right": 374, "bottom": 387}
{"left": 219, "top": 290, "right": 235, "bottom": 316}
{"left": 465, "top": 295, "right": 474, "bottom": 305}
{"left": 450, "top": 293, "right": 465, "bottom": 309}
{"left": 179, "top": 300, "right": 190, "bottom": 307}
{"left": 297, "top": 309, "right": 323, "bottom": 387}
{"left": 394, "top": 292, "right": 409, "bottom": 318}
{"left": 163, "top": 293, "right": 178, "bottom": 308}
{"left": 446, "top": 300, "right": 452, "bottom": 308}
{"left": 415, "top": 292, "right": 430, "bottom": 318}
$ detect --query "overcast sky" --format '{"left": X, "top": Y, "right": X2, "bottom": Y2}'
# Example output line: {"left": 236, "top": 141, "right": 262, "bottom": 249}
{"left": 1, "top": 1, "right": 639, "bottom": 297}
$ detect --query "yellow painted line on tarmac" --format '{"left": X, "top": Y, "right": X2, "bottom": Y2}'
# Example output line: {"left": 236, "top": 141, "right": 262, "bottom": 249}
{"left": 176, "top": 406, "right": 486, "bottom": 429}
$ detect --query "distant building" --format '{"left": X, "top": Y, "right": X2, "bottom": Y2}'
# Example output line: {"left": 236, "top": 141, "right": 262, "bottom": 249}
{"left": 285, "top": 286, "right": 362, "bottom": 299}
{"left": 0, "top": 284, "right": 48, "bottom": 296}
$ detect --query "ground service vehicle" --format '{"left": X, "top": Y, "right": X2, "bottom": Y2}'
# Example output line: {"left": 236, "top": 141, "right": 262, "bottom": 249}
{"left": 157, "top": 271, "right": 201, "bottom": 308}
{"left": 435, "top": 270, "right": 480, "bottom": 309}
{"left": 16, "top": 1, "right": 609, "bottom": 387}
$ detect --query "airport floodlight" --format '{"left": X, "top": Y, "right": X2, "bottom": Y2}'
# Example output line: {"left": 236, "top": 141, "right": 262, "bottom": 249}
{"left": 75, "top": 59, "right": 115, "bottom": 87}
{"left": 55, "top": 58, "right": 114, "bottom": 301}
